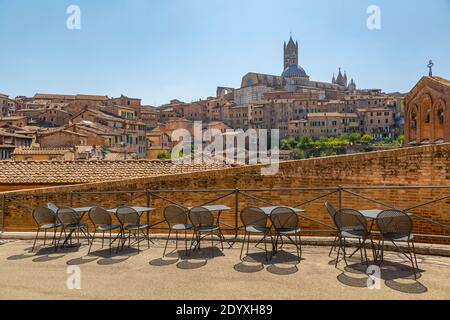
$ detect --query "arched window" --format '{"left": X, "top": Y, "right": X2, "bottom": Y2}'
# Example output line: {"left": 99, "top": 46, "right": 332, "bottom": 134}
{"left": 438, "top": 106, "right": 444, "bottom": 125}
{"left": 425, "top": 109, "right": 431, "bottom": 123}
{"left": 411, "top": 109, "right": 417, "bottom": 129}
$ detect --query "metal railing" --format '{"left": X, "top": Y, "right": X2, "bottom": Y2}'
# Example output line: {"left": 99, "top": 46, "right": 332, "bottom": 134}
{"left": 2, "top": 186, "right": 450, "bottom": 242}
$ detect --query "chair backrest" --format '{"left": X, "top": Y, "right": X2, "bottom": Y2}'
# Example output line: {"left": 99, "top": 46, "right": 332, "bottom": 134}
{"left": 188, "top": 206, "right": 214, "bottom": 227}
{"left": 324, "top": 202, "right": 337, "bottom": 219}
{"left": 88, "top": 207, "right": 112, "bottom": 226}
{"left": 57, "top": 208, "right": 80, "bottom": 226}
{"left": 47, "top": 202, "right": 59, "bottom": 214}
{"left": 376, "top": 209, "right": 412, "bottom": 235}
{"left": 333, "top": 209, "right": 368, "bottom": 232}
{"left": 240, "top": 206, "right": 268, "bottom": 228}
{"left": 164, "top": 205, "right": 187, "bottom": 227}
{"left": 32, "top": 207, "right": 57, "bottom": 226}
{"left": 115, "top": 207, "right": 140, "bottom": 226}
{"left": 270, "top": 207, "right": 298, "bottom": 230}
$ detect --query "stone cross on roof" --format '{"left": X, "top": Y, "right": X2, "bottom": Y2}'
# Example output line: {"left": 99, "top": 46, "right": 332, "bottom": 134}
{"left": 428, "top": 60, "right": 434, "bottom": 77}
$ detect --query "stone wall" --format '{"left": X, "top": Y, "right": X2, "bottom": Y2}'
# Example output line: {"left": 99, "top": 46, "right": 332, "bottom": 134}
{"left": 2, "top": 144, "right": 450, "bottom": 243}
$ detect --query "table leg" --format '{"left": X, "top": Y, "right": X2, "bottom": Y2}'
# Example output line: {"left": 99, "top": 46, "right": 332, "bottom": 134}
{"left": 217, "top": 210, "right": 234, "bottom": 248}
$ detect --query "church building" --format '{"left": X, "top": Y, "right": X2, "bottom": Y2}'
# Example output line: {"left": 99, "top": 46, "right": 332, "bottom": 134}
{"left": 404, "top": 76, "right": 450, "bottom": 145}
{"left": 235, "top": 36, "right": 358, "bottom": 104}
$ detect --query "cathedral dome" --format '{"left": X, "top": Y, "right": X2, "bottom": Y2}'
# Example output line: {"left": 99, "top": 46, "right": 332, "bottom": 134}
{"left": 282, "top": 65, "right": 307, "bottom": 78}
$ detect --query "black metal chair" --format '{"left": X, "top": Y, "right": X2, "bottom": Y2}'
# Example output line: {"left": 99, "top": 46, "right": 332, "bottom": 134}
{"left": 188, "top": 206, "right": 224, "bottom": 258}
{"left": 324, "top": 202, "right": 339, "bottom": 256}
{"left": 115, "top": 207, "right": 150, "bottom": 253}
{"left": 163, "top": 205, "right": 192, "bottom": 257}
{"left": 239, "top": 206, "right": 272, "bottom": 261}
{"left": 333, "top": 209, "right": 373, "bottom": 267}
{"left": 88, "top": 207, "right": 122, "bottom": 255}
{"left": 47, "top": 202, "right": 59, "bottom": 214}
{"left": 56, "top": 208, "right": 90, "bottom": 248}
{"left": 31, "top": 207, "right": 61, "bottom": 252}
{"left": 376, "top": 209, "right": 419, "bottom": 279}
{"left": 270, "top": 207, "right": 302, "bottom": 261}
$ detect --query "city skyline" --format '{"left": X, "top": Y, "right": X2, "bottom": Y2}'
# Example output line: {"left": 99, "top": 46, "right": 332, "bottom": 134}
{"left": 1, "top": 0, "right": 449, "bottom": 105}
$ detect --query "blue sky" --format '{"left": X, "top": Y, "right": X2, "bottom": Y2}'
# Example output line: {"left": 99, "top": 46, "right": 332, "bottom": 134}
{"left": 0, "top": 0, "right": 449, "bottom": 106}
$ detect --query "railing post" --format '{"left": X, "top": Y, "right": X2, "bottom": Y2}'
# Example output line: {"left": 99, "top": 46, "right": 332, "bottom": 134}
{"left": 338, "top": 186, "right": 343, "bottom": 210}
{"left": 69, "top": 192, "right": 74, "bottom": 207}
{"left": 235, "top": 189, "right": 239, "bottom": 237}
{"left": 146, "top": 190, "right": 151, "bottom": 228}
{"left": 1, "top": 194, "right": 6, "bottom": 232}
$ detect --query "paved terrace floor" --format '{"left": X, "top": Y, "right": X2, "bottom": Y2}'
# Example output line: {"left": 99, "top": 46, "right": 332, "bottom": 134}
{"left": 0, "top": 239, "right": 449, "bottom": 300}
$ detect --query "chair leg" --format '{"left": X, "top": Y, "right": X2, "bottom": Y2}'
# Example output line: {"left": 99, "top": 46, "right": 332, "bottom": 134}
{"left": 43, "top": 229, "right": 47, "bottom": 246}
{"left": 184, "top": 229, "right": 188, "bottom": 257}
{"left": 188, "top": 231, "right": 197, "bottom": 256}
{"left": 294, "top": 234, "right": 301, "bottom": 261}
{"left": 109, "top": 229, "right": 112, "bottom": 255}
{"left": 239, "top": 231, "right": 247, "bottom": 261}
{"left": 263, "top": 233, "right": 269, "bottom": 262}
{"left": 342, "top": 237, "right": 348, "bottom": 266}
{"left": 298, "top": 232, "right": 302, "bottom": 257}
{"left": 411, "top": 240, "right": 419, "bottom": 269}
{"left": 407, "top": 241, "right": 418, "bottom": 280}
{"left": 88, "top": 230, "right": 96, "bottom": 254}
{"left": 137, "top": 230, "right": 140, "bottom": 253}
{"left": 211, "top": 232, "right": 214, "bottom": 259}
{"left": 363, "top": 240, "right": 369, "bottom": 267}
{"left": 358, "top": 239, "right": 363, "bottom": 262}
{"left": 335, "top": 236, "right": 342, "bottom": 267}
{"left": 32, "top": 228, "right": 40, "bottom": 252}
{"left": 116, "top": 229, "right": 124, "bottom": 253}
{"left": 328, "top": 235, "right": 338, "bottom": 257}
{"left": 163, "top": 229, "right": 172, "bottom": 257}
{"left": 56, "top": 227, "right": 65, "bottom": 249}
{"left": 246, "top": 232, "right": 251, "bottom": 256}
{"left": 52, "top": 228, "right": 57, "bottom": 245}
{"left": 219, "top": 231, "right": 224, "bottom": 251}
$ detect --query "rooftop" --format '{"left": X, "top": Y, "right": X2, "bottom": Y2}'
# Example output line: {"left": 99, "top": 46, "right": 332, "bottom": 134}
{"left": 308, "top": 112, "right": 358, "bottom": 118}
{"left": 12, "top": 147, "right": 73, "bottom": 156}
{"left": 0, "top": 160, "right": 233, "bottom": 184}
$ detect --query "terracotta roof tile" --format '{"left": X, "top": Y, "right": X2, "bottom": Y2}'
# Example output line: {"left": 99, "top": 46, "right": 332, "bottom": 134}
{"left": 0, "top": 160, "right": 233, "bottom": 184}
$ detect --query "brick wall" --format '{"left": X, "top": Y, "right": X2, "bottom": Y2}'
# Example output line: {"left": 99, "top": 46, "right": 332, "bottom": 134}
{"left": 2, "top": 144, "right": 450, "bottom": 243}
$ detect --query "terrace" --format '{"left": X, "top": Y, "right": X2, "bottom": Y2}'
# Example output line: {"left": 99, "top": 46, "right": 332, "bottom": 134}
{"left": 1, "top": 186, "right": 450, "bottom": 300}
{"left": 1, "top": 144, "right": 450, "bottom": 300}
{"left": 1, "top": 239, "right": 449, "bottom": 300}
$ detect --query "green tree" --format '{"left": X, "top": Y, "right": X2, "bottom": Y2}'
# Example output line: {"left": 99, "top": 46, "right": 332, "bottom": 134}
{"left": 395, "top": 134, "right": 405, "bottom": 146}
{"left": 361, "top": 134, "right": 373, "bottom": 143}
{"left": 299, "top": 134, "right": 314, "bottom": 148}
{"left": 293, "top": 149, "right": 305, "bottom": 159}
{"left": 348, "top": 133, "right": 362, "bottom": 143}
{"left": 281, "top": 137, "right": 296, "bottom": 150}
{"left": 157, "top": 152, "right": 171, "bottom": 159}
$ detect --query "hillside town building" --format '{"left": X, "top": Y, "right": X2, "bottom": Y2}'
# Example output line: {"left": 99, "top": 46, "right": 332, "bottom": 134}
{"left": 1, "top": 36, "right": 438, "bottom": 161}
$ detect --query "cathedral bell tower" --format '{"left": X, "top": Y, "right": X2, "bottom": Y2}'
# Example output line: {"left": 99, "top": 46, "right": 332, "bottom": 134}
{"left": 284, "top": 35, "right": 298, "bottom": 70}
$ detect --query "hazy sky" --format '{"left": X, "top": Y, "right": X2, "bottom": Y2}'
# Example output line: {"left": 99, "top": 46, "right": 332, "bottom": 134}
{"left": 0, "top": 0, "right": 449, "bottom": 105}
